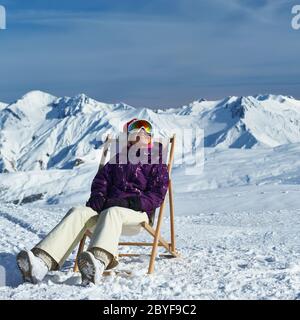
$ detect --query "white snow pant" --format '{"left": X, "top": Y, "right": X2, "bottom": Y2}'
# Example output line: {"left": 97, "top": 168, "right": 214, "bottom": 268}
{"left": 32, "top": 205, "right": 149, "bottom": 270}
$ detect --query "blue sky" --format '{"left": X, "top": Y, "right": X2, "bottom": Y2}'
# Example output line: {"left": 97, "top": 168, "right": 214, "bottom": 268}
{"left": 0, "top": 0, "right": 299, "bottom": 108}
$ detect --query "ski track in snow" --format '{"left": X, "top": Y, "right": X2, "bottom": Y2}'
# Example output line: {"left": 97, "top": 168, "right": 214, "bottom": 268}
{"left": 1, "top": 188, "right": 300, "bottom": 300}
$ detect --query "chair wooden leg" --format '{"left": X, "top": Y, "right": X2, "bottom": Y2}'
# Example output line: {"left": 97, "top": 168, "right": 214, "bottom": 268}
{"left": 169, "top": 179, "right": 176, "bottom": 252}
{"left": 147, "top": 198, "right": 167, "bottom": 274}
{"left": 73, "top": 234, "right": 87, "bottom": 272}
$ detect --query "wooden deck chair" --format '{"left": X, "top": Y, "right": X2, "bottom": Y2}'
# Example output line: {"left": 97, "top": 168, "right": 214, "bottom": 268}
{"left": 73, "top": 133, "right": 180, "bottom": 275}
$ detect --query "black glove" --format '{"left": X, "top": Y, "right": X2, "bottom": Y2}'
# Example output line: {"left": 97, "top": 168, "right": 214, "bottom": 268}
{"left": 102, "top": 196, "right": 141, "bottom": 212}
{"left": 86, "top": 194, "right": 105, "bottom": 214}
{"left": 103, "top": 198, "right": 129, "bottom": 210}
{"left": 127, "top": 196, "right": 141, "bottom": 211}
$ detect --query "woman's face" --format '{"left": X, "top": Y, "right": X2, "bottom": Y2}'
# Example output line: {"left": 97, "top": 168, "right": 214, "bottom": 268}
{"left": 128, "top": 129, "right": 151, "bottom": 146}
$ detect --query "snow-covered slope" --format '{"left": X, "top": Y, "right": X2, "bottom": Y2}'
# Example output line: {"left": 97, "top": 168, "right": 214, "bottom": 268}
{"left": 1, "top": 141, "right": 300, "bottom": 206}
{"left": 1, "top": 91, "right": 300, "bottom": 173}
{"left": 1, "top": 140, "right": 300, "bottom": 299}
{"left": 1, "top": 182, "right": 300, "bottom": 299}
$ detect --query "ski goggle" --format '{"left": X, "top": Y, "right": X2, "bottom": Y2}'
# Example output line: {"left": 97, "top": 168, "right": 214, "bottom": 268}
{"left": 127, "top": 119, "right": 153, "bottom": 136}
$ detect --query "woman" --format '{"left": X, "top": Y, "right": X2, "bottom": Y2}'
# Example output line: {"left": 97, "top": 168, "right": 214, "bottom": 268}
{"left": 16, "top": 118, "right": 169, "bottom": 285}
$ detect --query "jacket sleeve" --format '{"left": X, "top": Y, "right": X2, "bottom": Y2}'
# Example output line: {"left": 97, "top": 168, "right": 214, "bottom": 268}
{"left": 86, "top": 163, "right": 112, "bottom": 213}
{"left": 129, "top": 164, "right": 169, "bottom": 212}
{"left": 90, "top": 163, "right": 111, "bottom": 197}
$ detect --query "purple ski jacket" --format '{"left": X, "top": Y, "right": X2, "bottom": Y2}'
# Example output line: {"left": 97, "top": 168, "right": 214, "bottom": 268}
{"left": 86, "top": 140, "right": 169, "bottom": 226}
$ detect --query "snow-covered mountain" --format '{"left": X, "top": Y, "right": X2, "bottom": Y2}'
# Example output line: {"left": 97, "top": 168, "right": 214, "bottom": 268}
{"left": 0, "top": 91, "right": 138, "bottom": 172}
{"left": 1, "top": 90, "right": 300, "bottom": 173}
{"left": 178, "top": 94, "right": 300, "bottom": 148}
{"left": 0, "top": 101, "right": 8, "bottom": 111}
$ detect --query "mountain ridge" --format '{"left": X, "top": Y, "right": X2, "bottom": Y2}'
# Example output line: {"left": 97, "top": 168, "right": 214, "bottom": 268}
{"left": 1, "top": 90, "right": 300, "bottom": 173}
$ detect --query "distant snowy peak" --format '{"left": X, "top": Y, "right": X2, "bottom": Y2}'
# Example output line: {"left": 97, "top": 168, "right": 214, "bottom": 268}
{"left": 2, "top": 90, "right": 299, "bottom": 119}
{"left": 20, "top": 90, "right": 57, "bottom": 105}
{"left": 200, "top": 95, "right": 300, "bottom": 148}
{"left": 13, "top": 90, "right": 58, "bottom": 113}
{"left": 113, "top": 102, "right": 135, "bottom": 111}
{"left": 52, "top": 94, "right": 103, "bottom": 117}
{"left": 178, "top": 99, "right": 220, "bottom": 116}
{"left": 0, "top": 91, "right": 137, "bottom": 122}
{"left": 170, "top": 94, "right": 300, "bottom": 148}
{"left": 254, "top": 94, "right": 296, "bottom": 102}
{"left": 181, "top": 94, "right": 300, "bottom": 116}
{"left": 0, "top": 102, "right": 8, "bottom": 110}
{"left": 1, "top": 90, "right": 57, "bottom": 123}
{"left": 0, "top": 90, "right": 139, "bottom": 173}
{"left": 230, "top": 95, "right": 300, "bottom": 117}
{"left": 51, "top": 94, "right": 136, "bottom": 118}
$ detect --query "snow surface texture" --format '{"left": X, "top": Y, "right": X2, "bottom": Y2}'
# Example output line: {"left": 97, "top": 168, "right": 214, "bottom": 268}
{"left": 0, "top": 91, "right": 300, "bottom": 299}
{"left": 1, "top": 188, "right": 300, "bottom": 300}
